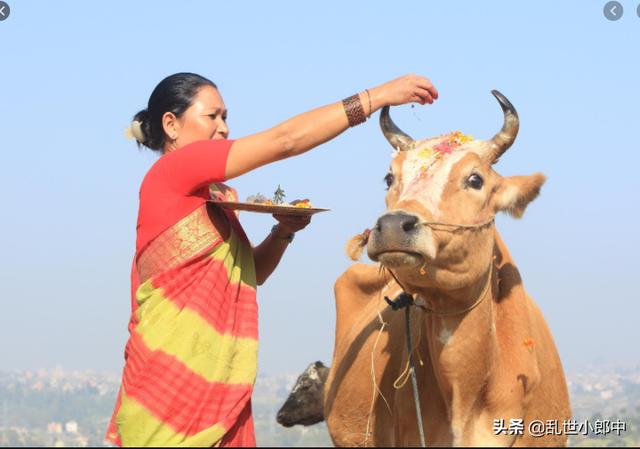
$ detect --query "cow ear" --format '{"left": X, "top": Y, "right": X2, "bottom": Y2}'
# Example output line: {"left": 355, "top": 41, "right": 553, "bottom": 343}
{"left": 494, "top": 173, "right": 546, "bottom": 218}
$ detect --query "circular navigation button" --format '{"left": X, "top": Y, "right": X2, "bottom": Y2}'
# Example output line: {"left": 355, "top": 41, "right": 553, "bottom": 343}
{"left": 603, "top": 1, "right": 624, "bottom": 20}
{"left": 0, "top": 2, "right": 10, "bottom": 21}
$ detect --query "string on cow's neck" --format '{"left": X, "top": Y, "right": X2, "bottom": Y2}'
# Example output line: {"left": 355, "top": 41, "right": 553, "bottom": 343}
{"left": 381, "top": 260, "right": 494, "bottom": 448}
{"left": 365, "top": 309, "right": 391, "bottom": 447}
{"left": 384, "top": 261, "right": 493, "bottom": 317}
{"left": 364, "top": 271, "right": 398, "bottom": 447}
{"left": 393, "top": 313, "right": 424, "bottom": 390}
{"left": 380, "top": 269, "right": 426, "bottom": 447}
{"left": 406, "top": 305, "right": 427, "bottom": 447}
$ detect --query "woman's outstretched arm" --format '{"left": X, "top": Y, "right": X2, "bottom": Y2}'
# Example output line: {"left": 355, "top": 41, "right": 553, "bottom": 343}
{"left": 224, "top": 74, "right": 438, "bottom": 180}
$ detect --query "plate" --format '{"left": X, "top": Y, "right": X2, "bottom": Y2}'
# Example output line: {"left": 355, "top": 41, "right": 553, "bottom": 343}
{"left": 209, "top": 200, "right": 330, "bottom": 216}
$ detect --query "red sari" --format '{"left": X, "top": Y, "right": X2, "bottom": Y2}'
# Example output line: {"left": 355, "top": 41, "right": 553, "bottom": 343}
{"left": 106, "top": 140, "right": 258, "bottom": 447}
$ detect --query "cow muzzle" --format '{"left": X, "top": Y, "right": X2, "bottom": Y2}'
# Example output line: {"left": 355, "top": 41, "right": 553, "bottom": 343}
{"left": 367, "top": 211, "right": 435, "bottom": 268}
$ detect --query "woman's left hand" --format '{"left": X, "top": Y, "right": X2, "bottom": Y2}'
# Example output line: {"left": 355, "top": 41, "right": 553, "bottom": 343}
{"left": 272, "top": 214, "right": 312, "bottom": 235}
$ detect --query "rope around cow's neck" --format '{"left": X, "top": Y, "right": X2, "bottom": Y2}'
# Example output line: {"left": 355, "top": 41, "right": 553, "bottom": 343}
{"left": 382, "top": 257, "right": 495, "bottom": 448}
{"left": 406, "top": 305, "right": 427, "bottom": 447}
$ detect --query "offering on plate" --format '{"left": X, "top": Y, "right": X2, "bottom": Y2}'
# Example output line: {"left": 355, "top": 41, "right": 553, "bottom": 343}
{"left": 246, "top": 186, "right": 313, "bottom": 208}
{"left": 210, "top": 185, "right": 326, "bottom": 216}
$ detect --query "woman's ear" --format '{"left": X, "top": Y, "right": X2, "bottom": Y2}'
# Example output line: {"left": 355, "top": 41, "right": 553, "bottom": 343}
{"left": 162, "top": 111, "right": 179, "bottom": 139}
{"left": 494, "top": 173, "right": 547, "bottom": 218}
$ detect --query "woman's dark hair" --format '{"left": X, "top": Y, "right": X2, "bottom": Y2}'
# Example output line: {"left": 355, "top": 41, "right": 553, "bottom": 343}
{"left": 133, "top": 72, "right": 217, "bottom": 152}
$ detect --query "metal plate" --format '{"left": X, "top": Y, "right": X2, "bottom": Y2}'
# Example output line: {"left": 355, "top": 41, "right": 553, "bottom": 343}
{"left": 209, "top": 200, "right": 330, "bottom": 216}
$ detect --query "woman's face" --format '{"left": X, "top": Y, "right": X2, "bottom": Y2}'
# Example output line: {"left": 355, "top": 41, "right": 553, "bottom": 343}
{"left": 163, "top": 85, "right": 229, "bottom": 153}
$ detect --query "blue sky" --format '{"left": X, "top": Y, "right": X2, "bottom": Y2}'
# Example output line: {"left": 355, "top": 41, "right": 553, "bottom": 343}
{"left": 0, "top": 1, "right": 638, "bottom": 377}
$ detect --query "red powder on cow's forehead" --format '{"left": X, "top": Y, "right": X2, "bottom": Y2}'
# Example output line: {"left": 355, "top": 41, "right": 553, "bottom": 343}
{"left": 420, "top": 131, "right": 474, "bottom": 153}
{"left": 401, "top": 131, "right": 475, "bottom": 182}
{"left": 433, "top": 140, "right": 456, "bottom": 154}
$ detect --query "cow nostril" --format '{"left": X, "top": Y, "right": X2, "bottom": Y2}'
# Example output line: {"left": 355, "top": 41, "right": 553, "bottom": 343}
{"left": 376, "top": 213, "right": 419, "bottom": 234}
{"left": 401, "top": 215, "right": 418, "bottom": 232}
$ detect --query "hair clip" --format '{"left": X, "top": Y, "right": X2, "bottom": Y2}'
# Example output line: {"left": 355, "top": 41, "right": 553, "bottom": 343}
{"left": 124, "top": 120, "right": 145, "bottom": 142}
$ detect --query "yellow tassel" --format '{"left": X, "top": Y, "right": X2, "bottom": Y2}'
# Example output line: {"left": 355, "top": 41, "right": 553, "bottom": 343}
{"left": 344, "top": 229, "right": 371, "bottom": 261}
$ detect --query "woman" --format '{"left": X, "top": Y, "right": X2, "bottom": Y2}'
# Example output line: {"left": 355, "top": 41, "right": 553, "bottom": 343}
{"left": 106, "top": 72, "right": 438, "bottom": 447}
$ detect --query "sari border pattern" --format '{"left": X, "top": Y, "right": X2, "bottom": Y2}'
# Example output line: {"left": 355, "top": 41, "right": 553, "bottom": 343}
{"left": 137, "top": 205, "right": 222, "bottom": 283}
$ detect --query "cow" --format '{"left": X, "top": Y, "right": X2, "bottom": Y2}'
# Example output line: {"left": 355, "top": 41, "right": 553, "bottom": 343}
{"left": 277, "top": 361, "right": 330, "bottom": 427}
{"left": 324, "top": 91, "right": 571, "bottom": 447}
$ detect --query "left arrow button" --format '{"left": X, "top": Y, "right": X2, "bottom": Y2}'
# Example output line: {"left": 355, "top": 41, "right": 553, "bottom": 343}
{"left": 604, "top": 1, "right": 624, "bottom": 20}
{"left": 0, "top": 2, "right": 10, "bottom": 21}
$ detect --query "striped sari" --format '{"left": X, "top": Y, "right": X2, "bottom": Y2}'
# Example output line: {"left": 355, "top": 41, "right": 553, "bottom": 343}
{"left": 106, "top": 186, "right": 258, "bottom": 447}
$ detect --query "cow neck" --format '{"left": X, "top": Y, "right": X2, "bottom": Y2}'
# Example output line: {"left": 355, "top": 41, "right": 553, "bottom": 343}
{"left": 386, "top": 262, "right": 493, "bottom": 317}
{"left": 382, "top": 261, "right": 496, "bottom": 446}
{"left": 419, "top": 263, "right": 499, "bottom": 442}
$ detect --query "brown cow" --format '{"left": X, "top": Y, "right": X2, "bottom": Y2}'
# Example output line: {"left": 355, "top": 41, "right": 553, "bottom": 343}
{"left": 324, "top": 92, "right": 570, "bottom": 447}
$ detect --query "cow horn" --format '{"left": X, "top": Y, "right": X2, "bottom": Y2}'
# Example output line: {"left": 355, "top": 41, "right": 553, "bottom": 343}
{"left": 380, "top": 106, "right": 414, "bottom": 152}
{"left": 487, "top": 90, "right": 519, "bottom": 163}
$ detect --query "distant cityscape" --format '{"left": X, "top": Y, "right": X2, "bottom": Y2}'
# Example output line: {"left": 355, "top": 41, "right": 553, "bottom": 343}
{"left": 0, "top": 364, "right": 638, "bottom": 446}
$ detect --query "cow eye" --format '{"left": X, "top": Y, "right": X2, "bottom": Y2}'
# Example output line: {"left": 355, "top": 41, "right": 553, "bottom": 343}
{"left": 384, "top": 173, "right": 395, "bottom": 190}
{"left": 466, "top": 173, "right": 484, "bottom": 190}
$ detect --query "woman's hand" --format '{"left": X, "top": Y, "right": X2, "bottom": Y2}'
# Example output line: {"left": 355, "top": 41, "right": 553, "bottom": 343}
{"left": 371, "top": 74, "right": 439, "bottom": 107}
{"left": 272, "top": 214, "right": 312, "bottom": 236}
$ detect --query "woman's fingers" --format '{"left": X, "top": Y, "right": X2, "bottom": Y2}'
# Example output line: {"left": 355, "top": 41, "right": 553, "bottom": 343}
{"left": 415, "top": 87, "right": 434, "bottom": 104}
{"left": 416, "top": 77, "right": 438, "bottom": 100}
{"left": 273, "top": 213, "right": 311, "bottom": 222}
{"left": 272, "top": 214, "right": 312, "bottom": 232}
{"left": 396, "top": 74, "right": 438, "bottom": 106}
